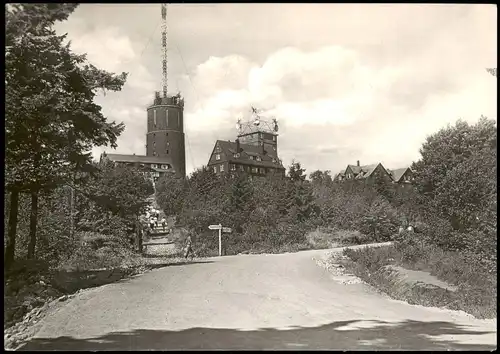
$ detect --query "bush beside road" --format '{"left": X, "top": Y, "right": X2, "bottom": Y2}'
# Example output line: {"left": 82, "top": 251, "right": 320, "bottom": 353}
{"left": 326, "top": 240, "right": 497, "bottom": 319}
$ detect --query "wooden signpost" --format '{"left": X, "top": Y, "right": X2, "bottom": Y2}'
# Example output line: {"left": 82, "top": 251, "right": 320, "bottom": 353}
{"left": 208, "top": 224, "right": 232, "bottom": 256}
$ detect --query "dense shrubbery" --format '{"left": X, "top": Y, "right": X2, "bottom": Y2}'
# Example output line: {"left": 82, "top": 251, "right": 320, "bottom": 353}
{"left": 341, "top": 240, "right": 497, "bottom": 319}
{"left": 336, "top": 117, "right": 497, "bottom": 318}
{"left": 158, "top": 118, "right": 497, "bottom": 269}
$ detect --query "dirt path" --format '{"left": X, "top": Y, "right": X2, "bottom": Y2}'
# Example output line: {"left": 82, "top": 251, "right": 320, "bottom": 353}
{"left": 19, "top": 244, "right": 497, "bottom": 350}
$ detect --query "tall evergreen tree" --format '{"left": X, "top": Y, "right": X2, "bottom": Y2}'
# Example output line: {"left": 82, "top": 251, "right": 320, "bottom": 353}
{"left": 5, "top": 4, "right": 127, "bottom": 267}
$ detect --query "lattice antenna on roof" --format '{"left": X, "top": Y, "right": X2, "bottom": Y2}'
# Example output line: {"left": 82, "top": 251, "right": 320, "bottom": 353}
{"left": 236, "top": 107, "right": 279, "bottom": 135}
{"left": 161, "top": 3, "right": 168, "bottom": 97}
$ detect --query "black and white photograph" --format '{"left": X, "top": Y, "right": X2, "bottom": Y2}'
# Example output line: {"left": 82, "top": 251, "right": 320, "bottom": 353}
{"left": 4, "top": 3, "right": 497, "bottom": 350}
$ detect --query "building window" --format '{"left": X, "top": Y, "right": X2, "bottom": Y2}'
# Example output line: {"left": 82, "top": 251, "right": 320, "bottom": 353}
{"left": 249, "top": 156, "right": 254, "bottom": 160}
{"left": 153, "top": 141, "right": 156, "bottom": 147}
{"left": 233, "top": 153, "right": 240, "bottom": 158}
{"left": 215, "top": 154, "right": 221, "bottom": 160}
{"left": 230, "top": 164, "right": 236, "bottom": 171}
{"left": 260, "top": 168, "right": 265, "bottom": 174}
{"left": 273, "top": 136, "right": 276, "bottom": 141}
{"left": 213, "top": 166, "right": 217, "bottom": 173}
{"left": 166, "top": 132, "right": 169, "bottom": 136}
{"left": 151, "top": 164, "right": 158, "bottom": 169}
{"left": 166, "top": 142, "right": 170, "bottom": 146}
{"left": 251, "top": 167, "right": 258, "bottom": 173}
{"left": 166, "top": 110, "right": 169, "bottom": 126}
{"left": 166, "top": 150, "right": 169, "bottom": 154}
{"left": 161, "top": 165, "right": 168, "bottom": 169}
{"left": 153, "top": 151, "right": 156, "bottom": 156}
{"left": 220, "top": 164, "right": 224, "bottom": 172}
{"left": 153, "top": 110, "right": 157, "bottom": 126}
{"left": 256, "top": 156, "right": 262, "bottom": 161}
{"left": 272, "top": 158, "right": 276, "bottom": 163}
{"left": 239, "top": 165, "right": 245, "bottom": 172}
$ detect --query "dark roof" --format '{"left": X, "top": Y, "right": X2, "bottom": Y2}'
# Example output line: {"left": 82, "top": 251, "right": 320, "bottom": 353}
{"left": 210, "top": 140, "right": 285, "bottom": 170}
{"left": 346, "top": 164, "right": 378, "bottom": 179}
{"left": 103, "top": 153, "right": 173, "bottom": 165}
{"left": 346, "top": 165, "right": 361, "bottom": 174}
{"left": 357, "top": 164, "right": 380, "bottom": 179}
{"left": 339, "top": 162, "right": 411, "bottom": 182}
{"left": 388, "top": 167, "right": 411, "bottom": 182}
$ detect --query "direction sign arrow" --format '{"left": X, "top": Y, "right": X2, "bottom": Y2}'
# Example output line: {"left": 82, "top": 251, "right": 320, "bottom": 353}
{"left": 208, "top": 224, "right": 222, "bottom": 230}
{"left": 222, "top": 227, "right": 232, "bottom": 233}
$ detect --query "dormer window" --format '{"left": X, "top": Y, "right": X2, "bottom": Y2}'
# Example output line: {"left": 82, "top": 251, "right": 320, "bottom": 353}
{"left": 230, "top": 164, "right": 236, "bottom": 171}
{"left": 151, "top": 164, "right": 158, "bottom": 169}
{"left": 256, "top": 156, "right": 262, "bottom": 162}
{"left": 233, "top": 153, "right": 240, "bottom": 158}
{"left": 272, "top": 158, "right": 276, "bottom": 163}
{"left": 215, "top": 154, "right": 221, "bottom": 160}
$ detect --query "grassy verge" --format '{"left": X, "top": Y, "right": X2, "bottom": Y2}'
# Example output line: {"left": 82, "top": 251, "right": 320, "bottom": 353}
{"left": 336, "top": 242, "right": 497, "bottom": 319}
{"left": 181, "top": 227, "right": 371, "bottom": 257}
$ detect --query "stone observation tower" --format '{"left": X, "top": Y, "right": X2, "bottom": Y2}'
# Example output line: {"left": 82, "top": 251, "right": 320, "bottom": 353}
{"left": 100, "top": 4, "right": 185, "bottom": 180}
{"left": 146, "top": 92, "right": 186, "bottom": 177}
{"left": 145, "top": 3, "right": 186, "bottom": 177}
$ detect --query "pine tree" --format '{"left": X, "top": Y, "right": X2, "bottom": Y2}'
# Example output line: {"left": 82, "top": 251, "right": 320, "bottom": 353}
{"left": 5, "top": 4, "right": 127, "bottom": 268}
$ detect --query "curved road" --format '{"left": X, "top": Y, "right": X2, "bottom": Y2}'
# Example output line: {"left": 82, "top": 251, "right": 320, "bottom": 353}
{"left": 21, "top": 245, "right": 496, "bottom": 350}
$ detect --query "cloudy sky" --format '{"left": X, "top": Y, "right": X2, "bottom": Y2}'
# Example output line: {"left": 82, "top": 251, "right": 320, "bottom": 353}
{"left": 54, "top": 4, "right": 497, "bottom": 176}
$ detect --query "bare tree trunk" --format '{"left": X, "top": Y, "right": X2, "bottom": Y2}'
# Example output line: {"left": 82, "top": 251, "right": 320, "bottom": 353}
{"left": 136, "top": 216, "right": 143, "bottom": 254}
{"left": 27, "top": 191, "right": 39, "bottom": 259}
{"left": 5, "top": 189, "right": 20, "bottom": 270}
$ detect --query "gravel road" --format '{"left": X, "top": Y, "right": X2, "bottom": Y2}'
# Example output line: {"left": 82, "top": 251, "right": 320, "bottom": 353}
{"left": 19, "top": 244, "right": 497, "bottom": 350}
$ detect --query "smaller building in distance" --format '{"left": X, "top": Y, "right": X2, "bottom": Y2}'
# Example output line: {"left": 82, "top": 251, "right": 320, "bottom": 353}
{"left": 100, "top": 153, "right": 175, "bottom": 182}
{"left": 335, "top": 160, "right": 414, "bottom": 185}
{"left": 207, "top": 108, "right": 285, "bottom": 179}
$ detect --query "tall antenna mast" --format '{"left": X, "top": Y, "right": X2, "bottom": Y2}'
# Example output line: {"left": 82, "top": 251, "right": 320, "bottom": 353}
{"left": 161, "top": 3, "right": 168, "bottom": 97}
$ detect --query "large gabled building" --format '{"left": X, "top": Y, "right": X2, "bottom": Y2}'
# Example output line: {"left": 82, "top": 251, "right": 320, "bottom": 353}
{"left": 100, "top": 152, "right": 175, "bottom": 182}
{"left": 207, "top": 139, "right": 285, "bottom": 178}
{"left": 334, "top": 160, "right": 414, "bottom": 185}
{"left": 207, "top": 108, "right": 285, "bottom": 179}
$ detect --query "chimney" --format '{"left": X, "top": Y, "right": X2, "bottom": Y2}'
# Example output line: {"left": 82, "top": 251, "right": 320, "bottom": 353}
{"left": 357, "top": 160, "right": 360, "bottom": 167}
{"left": 236, "top": 139, "right": 240, "bottom": 153}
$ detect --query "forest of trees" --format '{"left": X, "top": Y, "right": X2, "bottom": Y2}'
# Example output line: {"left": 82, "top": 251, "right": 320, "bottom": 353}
{"left": 5, "top": 4, "right": 497, "bottom": 277}
{"left": 5, "top": 4, "right": 154, "bottom": 272}
{"left": 157, "top": 117, "right": 497, "bottom": 271}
